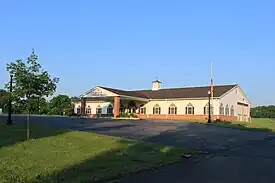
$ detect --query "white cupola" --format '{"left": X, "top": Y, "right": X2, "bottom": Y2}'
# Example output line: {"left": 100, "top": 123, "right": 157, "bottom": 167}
{"left": 152, "top": 79, "right": 162, "bottom": 91}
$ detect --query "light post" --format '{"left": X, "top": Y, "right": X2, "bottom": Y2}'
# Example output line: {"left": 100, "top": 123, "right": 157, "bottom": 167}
{"left": 207, "top": 90, "right": 211, "bottom": 123}
{"left": 7, "top": 74, "right": 13, "bottom": 125}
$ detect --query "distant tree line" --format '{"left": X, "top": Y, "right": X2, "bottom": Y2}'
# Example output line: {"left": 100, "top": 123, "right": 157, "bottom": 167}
{"left": 0, "top": 91, "right": 78, "bottom": 116}
{"left": 251, "top": 105, "right": 275, "bottom": 118}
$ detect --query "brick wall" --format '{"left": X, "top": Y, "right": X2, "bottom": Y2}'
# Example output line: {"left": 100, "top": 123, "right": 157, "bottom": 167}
{"left": 138, "top": 114, "right": 236, "bottom": 121}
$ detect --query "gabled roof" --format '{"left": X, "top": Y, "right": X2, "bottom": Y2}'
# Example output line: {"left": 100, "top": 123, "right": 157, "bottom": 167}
{"left": 99, "top": 84, "right": 237, "bottom": 99}
{"left": 100, "top": 86, "right": 148, "bottom": 99}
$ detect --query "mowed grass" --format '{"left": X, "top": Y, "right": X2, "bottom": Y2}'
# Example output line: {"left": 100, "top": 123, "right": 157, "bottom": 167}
{"left": 0, "top": 122, "right": 188, "bottom": 183}
{"left": 213, "top": 118, "right": 275, "bottom": 132}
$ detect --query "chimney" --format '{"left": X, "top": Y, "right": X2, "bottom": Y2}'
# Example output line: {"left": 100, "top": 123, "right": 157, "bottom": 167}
{"left": 152, "top": 79, "right": 162, "bottom": 91}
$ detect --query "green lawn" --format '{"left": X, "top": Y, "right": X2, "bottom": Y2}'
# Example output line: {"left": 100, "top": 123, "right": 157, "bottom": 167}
{"left": 0, "top": 123, "right": 189, "bottom": 183}
{"left": 212, "top": 118, "right": 275, "bottom": 132}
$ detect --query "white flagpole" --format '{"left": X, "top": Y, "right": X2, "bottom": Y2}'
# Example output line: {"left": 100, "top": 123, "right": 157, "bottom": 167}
{"left": 211, "top": 61, "right": 214, "bottom": 109}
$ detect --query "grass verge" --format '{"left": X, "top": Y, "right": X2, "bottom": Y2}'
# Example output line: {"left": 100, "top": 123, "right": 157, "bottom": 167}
{"left": 0, "top": 122, "right": 189, "bottom": 183}
{"left": 211, "top": 118, "right": 275, "bottom": 132}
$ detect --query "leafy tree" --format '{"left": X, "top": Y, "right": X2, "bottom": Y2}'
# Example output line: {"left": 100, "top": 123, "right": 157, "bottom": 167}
{"left": 49, "top": 95, "right": 72, "bottom": 115}
{"left": 0, "top": 89, "right": 9, "bottom": 113}
{"left": 6, "top": 49, "right": 59, "bottom": 138}
{"left": 251, "top": 105, "right": 275, "bottom": 118}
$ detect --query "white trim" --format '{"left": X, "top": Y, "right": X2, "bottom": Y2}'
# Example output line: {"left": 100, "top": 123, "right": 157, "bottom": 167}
{"left": 220, "top": 85, "right": 251, "bottom": 105}
{"left": 119, "top": 95, "right": 149, "bottom": 101}
{"left": 79, "top": 86, "right": 119, "bottom": 98}
{"left": 219, "top": 85, "right": 238, "bottom": 98}
{"left": 236, "top": 85, "right": 252, "bottom": 105}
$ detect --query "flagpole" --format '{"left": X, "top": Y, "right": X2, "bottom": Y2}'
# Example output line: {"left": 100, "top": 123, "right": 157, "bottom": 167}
{"left": 210, "top": 61, "right": 214, "bottom": 112}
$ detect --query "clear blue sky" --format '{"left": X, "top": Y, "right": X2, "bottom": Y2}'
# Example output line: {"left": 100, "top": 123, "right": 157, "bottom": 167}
{"left": 0, "top": 1, "right": 274, "bottom": 106}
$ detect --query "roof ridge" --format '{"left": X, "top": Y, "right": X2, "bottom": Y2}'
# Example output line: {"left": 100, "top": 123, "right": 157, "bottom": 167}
{"left": 133, "top": 84, "right": 238, "bottom": 92}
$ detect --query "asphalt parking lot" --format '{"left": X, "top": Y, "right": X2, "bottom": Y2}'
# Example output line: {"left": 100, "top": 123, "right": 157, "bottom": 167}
{"left": 2, "top": 115, "right": 275, "bottom": 183}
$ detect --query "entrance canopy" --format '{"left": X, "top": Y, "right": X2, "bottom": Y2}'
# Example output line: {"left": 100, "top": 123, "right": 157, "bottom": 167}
{"left": 79, "top": 86, "right": 149, "bottom": 102}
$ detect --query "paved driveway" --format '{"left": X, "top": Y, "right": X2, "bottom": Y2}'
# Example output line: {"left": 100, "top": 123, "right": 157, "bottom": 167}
{"left": 2, "top": 115, "right": 275, "bottom": 182}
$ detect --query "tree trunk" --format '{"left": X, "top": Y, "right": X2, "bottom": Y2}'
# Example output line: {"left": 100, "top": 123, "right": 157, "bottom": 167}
{"left": 27, "top": 109, "right": 30, "bottom": 139}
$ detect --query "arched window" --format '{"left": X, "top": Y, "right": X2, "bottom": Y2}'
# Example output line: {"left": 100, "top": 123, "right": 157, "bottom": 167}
{"left": 219, "top": 103, "right": 224, "bottom": 115}
{"left": 76, "top": 105, "right": 81, "bottom": 114}
{"left": 231, "top": 105, "right": 234, "bottom": 116}
{"left": 85, "top": 105, "right": 91, "bottom": 115}
{"left": 107, "top": 104, "right": 113, "bottom": 115}
{"left": 185, "top": 103, "right": 194, "bottom": 115}
{"left": 168, "top": 103, "right": 177, "bottom": 115}
{"left": 204, "top": 103, "right": 213, "bottom": 115}
{"left": 153, "top": 104, "right": 161, "bottom": 114}
{"left": 96, "top": 105, "right": 102, "bottom": 114}
{"left": 225, "top": 104, "right": 230, "bottom": 115}
{"left": 139, "top": 104, "right": 146, "bottom": 114}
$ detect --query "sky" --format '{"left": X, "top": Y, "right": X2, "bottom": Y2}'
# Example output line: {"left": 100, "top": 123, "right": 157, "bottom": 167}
{"left": 0, "top": 0, "right": 274, "bottom": 106}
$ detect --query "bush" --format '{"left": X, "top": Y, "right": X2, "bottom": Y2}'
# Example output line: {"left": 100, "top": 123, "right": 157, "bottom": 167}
{"left": 117, "top": 113, "right": 138, "bottom": 118}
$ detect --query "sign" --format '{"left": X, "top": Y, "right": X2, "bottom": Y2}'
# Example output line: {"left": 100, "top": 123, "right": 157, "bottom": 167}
{"left": 85, "top": 88, "right": 108, "bottom": 97}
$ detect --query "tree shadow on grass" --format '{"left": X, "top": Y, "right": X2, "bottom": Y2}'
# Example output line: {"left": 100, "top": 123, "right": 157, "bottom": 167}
{"left": 0, "top": 120, "right": 67, "bottom": 149}
{"left": 23, "top": 138, "right": 187, "bottom": 183}
{"left": 210, "top": 120, "right": 273, "bottom": 132}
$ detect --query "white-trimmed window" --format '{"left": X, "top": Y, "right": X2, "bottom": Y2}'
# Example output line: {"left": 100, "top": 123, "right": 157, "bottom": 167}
{"left": 76, "top": 105, "right": 81, "bottom": 114}
{"left": 107, "top": 104, "right": 113, "bottom": 115}
{"left": 225, "top": 104, "right": 230, "bottom": 115}
{"left": 85, "top": 106, "right": 91, "bottom": 115}
{"left": 168, "top": 103, "right": 177, "bottom": 115}
{"left": 96, "top": 105, "right": 102, "bottom": 114}
{"left": 185, "top": 103, "right": 194, "bottom": 115}
{"left": 219, "top": 103, "right": 224, "bottom": 115}
{"left": 231, "top": 105, "right": 234, "bottom": 116}
{"left": 153, "top": 104, "right": 161, "bottom": 114}
{"left": 204, "top": 103, "right": 213, "bottom": 115}
{"left": 140, "top": 107, "right": 146, "bottom": 114}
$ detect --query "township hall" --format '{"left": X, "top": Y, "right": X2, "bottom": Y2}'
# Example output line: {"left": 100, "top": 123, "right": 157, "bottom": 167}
{"left": 74, "top": 80, "right": 251, "bottom": 122}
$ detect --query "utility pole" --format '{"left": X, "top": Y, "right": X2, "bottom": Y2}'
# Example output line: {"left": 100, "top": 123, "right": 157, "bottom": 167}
{"left": 7, "top": 74, "right": 13, "bottom": 125}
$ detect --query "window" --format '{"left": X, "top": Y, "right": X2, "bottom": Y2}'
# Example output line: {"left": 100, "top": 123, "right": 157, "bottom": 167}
{"left": 231, "top": 105, "right": 234, "bottom": 116}
{"left": 96, "top": 105, "right": 102, "bottom": 114}
{"left": 204, "top": 104, "right": 213, "bottom": 115}
{"left": 140, "top": 107, "right": 146, "bottom": 114}
{"left": 185, "top": 103, "right": 194, "bottom": 115}
{"left": 76, "top": 105, "right": 81, "bottom": 114}
{"left": 85, "top": 106, "right": 91, "bottom": 115}
{"left": 225, "top": 105, "right": 230, "bottom": 116}
{"left": 219, "top": 103, "right": 224, "bottom": 115}
{"left": 168, "top": 103, "right": 177, "bottom": 115}
{"left": 107, "top": 105, "right": 113, "bottom": 115}
{"left": 153, "top": 104, "right": 161, "bottom": 114}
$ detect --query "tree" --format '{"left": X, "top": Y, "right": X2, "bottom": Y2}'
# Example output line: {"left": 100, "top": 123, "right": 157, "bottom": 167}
{"left": 0, "top": 89, "right": 9, "bottom": 113}
{"left": 6, "top": 49, "right": 59, "bottom": 138}
{"left": 251, "top": 105, "right": 275, "bottom": 118}
{"left": 49, "top": 95, "right": 72, "bottom": 115}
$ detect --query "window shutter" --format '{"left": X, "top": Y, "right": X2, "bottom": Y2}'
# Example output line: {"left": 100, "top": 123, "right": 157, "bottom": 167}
{"left": 159, "top": 107, "right": 161, "bottom": 114}
{"left": 175, "top": 107, "right": 177, "bottom": 115}
{"left": 153, "top": 108, "right": 155, "bottom": 114}
{"left": 204, "top": 107, "right": 206, "bottom": 115}
{"left": 192, "top": 107, "right": 195, "bottom": 114}
{"left": 185, "top": 107, "right": 187, "bottom": 114}
{"left": 168, "top": 107, "right": 170, "bottom": 114}
{"left": 144, "top": 107, "right": 146, "bottom": 114}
